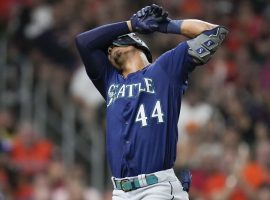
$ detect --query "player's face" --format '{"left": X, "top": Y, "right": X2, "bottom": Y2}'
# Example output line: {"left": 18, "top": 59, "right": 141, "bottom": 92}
{"left": 108, "top": 45, "right": 137, "bottom": 70}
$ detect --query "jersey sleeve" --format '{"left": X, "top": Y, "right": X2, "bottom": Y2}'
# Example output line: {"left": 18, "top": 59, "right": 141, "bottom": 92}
{"left": 75, "top": 22, "right": 130, "bottom": 99}
{"left": 155, "top": 41, "right": 198, "bottom": 87}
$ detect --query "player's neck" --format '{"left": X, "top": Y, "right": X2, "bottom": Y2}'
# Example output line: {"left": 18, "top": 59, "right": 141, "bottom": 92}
{"left": 122, "top": 51, "right": 149, "bottom": 78}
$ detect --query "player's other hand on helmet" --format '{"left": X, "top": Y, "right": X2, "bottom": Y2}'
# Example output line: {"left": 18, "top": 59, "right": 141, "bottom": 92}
{"left": 130, "top": 4, "right": 169, "bottom": 34}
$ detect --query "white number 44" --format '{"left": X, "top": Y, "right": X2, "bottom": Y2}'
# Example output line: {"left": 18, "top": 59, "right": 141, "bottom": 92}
{"left": 135, "top": 100, "right": 164, "bottom": 127}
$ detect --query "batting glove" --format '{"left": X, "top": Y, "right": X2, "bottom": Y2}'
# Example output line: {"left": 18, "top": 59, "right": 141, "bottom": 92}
{"left": 180, "top": 169, "right": 192, "bottom": 192}
{"left": 130, "top": 4, "right": 169, "bottom": 34}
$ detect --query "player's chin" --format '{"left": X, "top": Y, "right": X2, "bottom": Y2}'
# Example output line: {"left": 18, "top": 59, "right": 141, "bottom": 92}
{"left": 108, "top": 56, "right": 122, "bottom": 71}
{"left": 112, "top": 62, "right": 122, "bottom": 71}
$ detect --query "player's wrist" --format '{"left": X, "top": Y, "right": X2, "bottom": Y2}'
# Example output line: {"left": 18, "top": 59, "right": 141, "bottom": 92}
{"left": 167, "top": 20, "right": 183, "bottom": 34}
{"left": 158, "top": 19, "right": 182, "bottom": 34}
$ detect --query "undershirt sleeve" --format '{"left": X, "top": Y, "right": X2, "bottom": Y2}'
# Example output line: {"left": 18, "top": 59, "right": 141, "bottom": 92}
{"left": 75, "top": 22, "right": 130, "bottom": 98}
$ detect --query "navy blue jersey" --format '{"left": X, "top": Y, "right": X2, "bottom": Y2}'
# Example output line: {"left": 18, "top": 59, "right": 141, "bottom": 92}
{"left": 76, "top": 22, "right": 197, "bottom": 178}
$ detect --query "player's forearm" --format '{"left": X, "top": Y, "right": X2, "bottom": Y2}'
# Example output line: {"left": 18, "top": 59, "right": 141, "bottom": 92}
{"left": 163, "top": 19, "right": 218, "bottom": 38}
{"left": 75, "top": 22, "right": 130, "bottom": 79}
{"left": 75, "top": 22, "right": 130, "bottom": 51}
{"left": 180, "top": 19, "right": 218, "bottom": 38}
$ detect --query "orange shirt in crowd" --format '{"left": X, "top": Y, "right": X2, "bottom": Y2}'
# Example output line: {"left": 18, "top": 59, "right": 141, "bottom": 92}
{"left": 203, "top": 172, "right": 247, "bottom": 200}
{"left": 11, "top": 138, "right": 53, "bottom": 174}
{"left": 243, "top": 162, "right": 269, "bottom": 189}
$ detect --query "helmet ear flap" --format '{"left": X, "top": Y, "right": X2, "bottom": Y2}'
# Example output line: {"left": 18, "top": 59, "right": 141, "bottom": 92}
{"left": 136, "top": 46, "right": 152, "bottom": 63}
{"left": 112, "top": 33, "right": 152, "bottom": 63}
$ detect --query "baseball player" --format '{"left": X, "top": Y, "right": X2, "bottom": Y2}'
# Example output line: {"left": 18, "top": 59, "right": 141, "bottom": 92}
{"left": 76, "top": 4, "right": 228, "bottom": 200}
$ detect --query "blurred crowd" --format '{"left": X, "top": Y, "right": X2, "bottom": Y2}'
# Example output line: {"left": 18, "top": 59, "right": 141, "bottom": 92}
{"left": 0, "top": 0, "right": 270, "bottom": 199}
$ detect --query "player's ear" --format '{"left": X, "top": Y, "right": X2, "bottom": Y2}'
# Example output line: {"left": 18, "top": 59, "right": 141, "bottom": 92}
{"left": 108, "top": 46, "right": 113, "bottom": 55}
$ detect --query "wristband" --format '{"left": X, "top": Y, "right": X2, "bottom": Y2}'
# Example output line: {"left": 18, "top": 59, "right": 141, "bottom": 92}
{"left": 167, "top": 20, "right": 183, "bottom": 34}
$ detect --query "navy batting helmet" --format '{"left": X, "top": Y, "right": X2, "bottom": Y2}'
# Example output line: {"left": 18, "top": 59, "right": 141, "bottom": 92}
{"left": 112, "top": 33, "right": 152, "bottom": 63}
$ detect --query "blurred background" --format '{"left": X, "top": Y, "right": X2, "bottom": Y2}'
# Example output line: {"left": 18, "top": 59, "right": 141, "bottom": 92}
{"left": 0, "top": 0, "right": 270, "bottom": 199}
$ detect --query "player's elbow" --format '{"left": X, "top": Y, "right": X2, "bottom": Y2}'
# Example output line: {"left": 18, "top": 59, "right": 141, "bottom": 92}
{"left": 75, "top": 33, "right": 85, "bottom": 50}
{"left": 187, "top": 26, "right": 229, "bottom": 65}
{"left": 205, "top": 23, "right": 219, "bottom": 31}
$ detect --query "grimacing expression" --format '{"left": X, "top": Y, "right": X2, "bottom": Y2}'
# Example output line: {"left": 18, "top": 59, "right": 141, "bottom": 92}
{"left": 108, "top": 45, "right": 137, "bottom": 70}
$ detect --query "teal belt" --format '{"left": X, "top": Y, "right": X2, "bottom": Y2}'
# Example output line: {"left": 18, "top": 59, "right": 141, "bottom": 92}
{"left": 113, "top": 174, "right": 158, "bottom": 192}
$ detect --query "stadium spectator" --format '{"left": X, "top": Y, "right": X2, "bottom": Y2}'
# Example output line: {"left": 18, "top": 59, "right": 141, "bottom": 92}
{"left": 11, "top": 122, "right": 54, "bottom": 175}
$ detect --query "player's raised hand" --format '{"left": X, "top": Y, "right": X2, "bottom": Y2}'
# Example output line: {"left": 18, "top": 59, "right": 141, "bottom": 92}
{"left": 130, "top": 4, "right": 169, "bottom": 34}
{"left": 150, "top": 4, "right": 169, "bottom": 23}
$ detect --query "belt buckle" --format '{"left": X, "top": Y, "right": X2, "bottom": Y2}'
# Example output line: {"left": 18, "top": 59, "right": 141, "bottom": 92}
{"left": 120, "top": 179, "right": 132, "bottom": 192}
